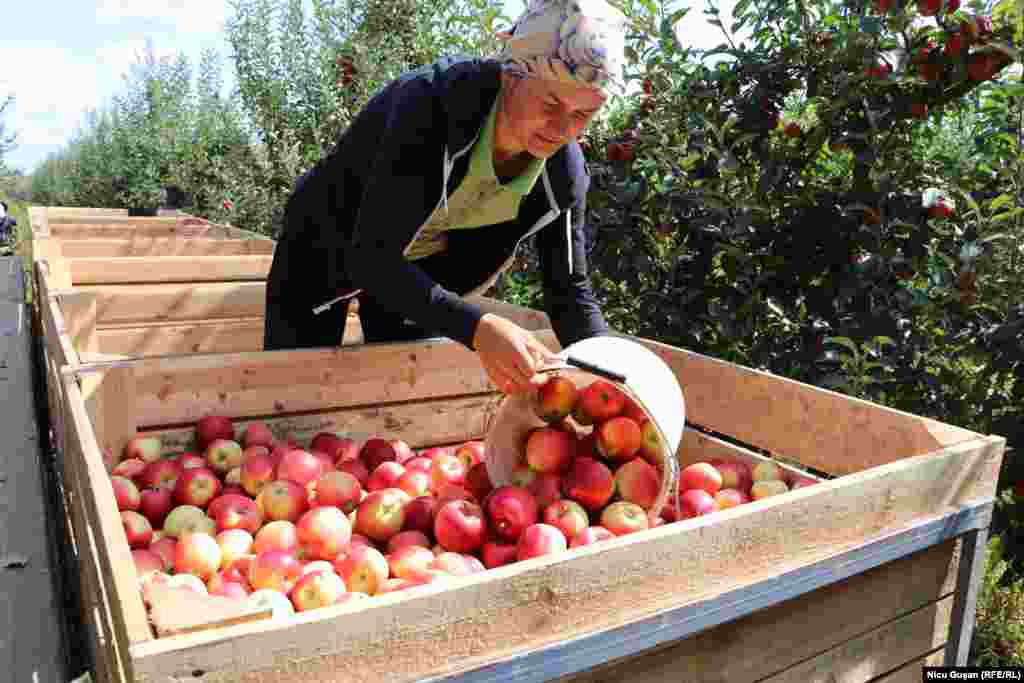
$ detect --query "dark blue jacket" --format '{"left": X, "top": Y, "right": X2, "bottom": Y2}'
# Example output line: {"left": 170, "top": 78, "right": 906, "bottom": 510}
{"left": 275, "top": 55, "right": 609, "bottom": 349}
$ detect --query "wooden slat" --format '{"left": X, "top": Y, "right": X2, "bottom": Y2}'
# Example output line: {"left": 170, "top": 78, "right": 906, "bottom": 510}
{"left": 84, "top": 282, "right": 266, "bottom": 324}
{"left": 29, "top": 207, "right": 50, "bottom": 237}
{"left": 60, "top": 290, "right": 98, "bottom": 355}
{"left": 67, "top": 256, "right": 272, "bottom": 284}
{"left": 97, "top": 319, "right": 266, "bottom": 356}
{"left": 564, "top": 538, "right": 960, "bottom": 683}
{"left": 50, "top": 224, "right": 251, "bottom": 240}
{"left": 81, "top": 365, "right": 138, "bottom": 471}
{"left": 128, "top": 436, "right": 999, "bottom": 683}
{"left": 36, "top": 262, "right": 82, "bottom": 367}
{"left": 59, "top": 238, "right": 274, "bottom": 258}
{"left": 870, "top": 649, "right": 945, "bottom": 682}
{"left": 50, "top": 216, "right": 188, "bottom": 227}
{"left": 145, "top": 583, "right": 272, "bottom": 638}
{"left": 61, "top": 375, "right": 153, "bottom": 649}
{"left": 680, "top": 429, "right": 824, "bottom": 485}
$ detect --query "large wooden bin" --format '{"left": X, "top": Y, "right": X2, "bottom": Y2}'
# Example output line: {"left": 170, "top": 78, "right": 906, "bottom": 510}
{"left": 37, "top": 270, "right": 1004, "bottom": 683}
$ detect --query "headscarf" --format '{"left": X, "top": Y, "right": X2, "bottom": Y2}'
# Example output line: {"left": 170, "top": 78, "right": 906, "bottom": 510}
{"left": 493, "top": 0, "right": 629, "bottom": 96}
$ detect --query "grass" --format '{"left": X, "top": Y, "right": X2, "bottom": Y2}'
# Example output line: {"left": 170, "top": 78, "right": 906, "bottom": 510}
{"left": 973, "top": 534, "right": 1024, "bottom": 665}
{"left": 0, "top": 183, "right": 35, "bottom": 303}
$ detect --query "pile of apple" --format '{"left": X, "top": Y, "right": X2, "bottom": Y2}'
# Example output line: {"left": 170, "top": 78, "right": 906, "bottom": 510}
{"left": 110, "top": 377, "right": 813, "bottom": 620}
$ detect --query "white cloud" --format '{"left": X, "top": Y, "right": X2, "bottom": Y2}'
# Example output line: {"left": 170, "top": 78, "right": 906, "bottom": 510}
{"left": 94, "top": 0, "right": 230, "bottom": 34}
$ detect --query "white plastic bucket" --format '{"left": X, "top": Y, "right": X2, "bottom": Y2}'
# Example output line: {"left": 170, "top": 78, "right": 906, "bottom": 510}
{"left": 483, "top": 335, "right": 685, "bottom": 520}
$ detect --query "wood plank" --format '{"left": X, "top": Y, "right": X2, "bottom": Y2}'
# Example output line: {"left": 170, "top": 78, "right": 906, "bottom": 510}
{"left": 82, "top": 366, "right": 138, "bottom": 471}
{"left": 50, "top": 216, "right": 191, "bottom": 227}
{"left": 31, "top": 235, "right": 62, "bottom": 263}
{"left": 128, "top": 437, "right": 999, "bottom": 683}
{"left": 562, "top": 539, "right": 960, "bottom": 683}
{"left": 36, "top": 261, "right": 82, "bottom": 367}
{"left": 143, "top": 393, "right": 500, "bottom": 454}
{"left": 50, "top": 224, "right": 249, "bottom": 240}
{"left": 61, "top": 375, "right": 153, "bottom": 648}
{"left": 60, "top": 290, "right": 98, "bottom": 355}
{"left": 29, "top": 206, "right": 50, "bottom": 237}
{"left": 67, "top": 256, "right": 272, "bottom": 285}
{"left": 97, "top": 318, "right": 266, "bottom": 356}
{"left": 680, "top": 430, "right": 824, "bottom": 486}
{"left": 145, "top": 582, "right": 272, "bottom": 638}
{"left": 83, "top": 282, "right": 266, "bottom": 324}
{"left": 59, "top": 238, "right": 274, "bottom": 258}
{"left": 870, "top": 649, "right": 945, "bottom": 682}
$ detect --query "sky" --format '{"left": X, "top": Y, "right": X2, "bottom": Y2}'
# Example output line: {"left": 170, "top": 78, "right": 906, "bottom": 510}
{"left": 0, "top": 0, "right": 738, "bottom": 175}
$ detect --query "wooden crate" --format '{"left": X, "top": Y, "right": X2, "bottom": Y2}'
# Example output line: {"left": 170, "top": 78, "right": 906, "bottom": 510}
{"left": 41, "top": 292, "right": 1003, "bottom": 683}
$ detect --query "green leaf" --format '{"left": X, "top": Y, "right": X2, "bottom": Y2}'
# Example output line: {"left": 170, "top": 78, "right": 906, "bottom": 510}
{"left": 825, "top": 336, "right": 860, "bottom": 359}
{"left": 988, "top": 194, "right": 1015, "bottom": 212}
{"left": 991, "top": 208, "right": 1024, "bottom": 224}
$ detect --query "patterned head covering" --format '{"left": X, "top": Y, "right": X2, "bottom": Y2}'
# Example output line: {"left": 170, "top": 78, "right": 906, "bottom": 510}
{"left": 493, "top": 0, "right": 629, "bottom": 96}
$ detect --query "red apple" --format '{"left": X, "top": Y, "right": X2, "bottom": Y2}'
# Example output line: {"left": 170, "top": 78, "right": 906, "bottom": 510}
{"left": 596, "top": 417, "right": 643, "bottom": 462}
{"left": 527, "top": 473, "right": 562, "bottom": 510}
{"left": 561, "top": 457, "right": 615, "bottom": 512}
{"left": 208, "top": 567, "right": 251, "bottom": 595}
{"left": 360, "top": 438, "right": 399, "bottom": 472}
{"left": 403, "top": 495, "right": 438, "bottom": 535}
{"left": 404, "top": 456, "right": 433, "bottom": 474}
{"left": 276, "top": 449, "right": 323, "bottom": 489}
{"left": 355, "top": 488, "right": 409, "bottom": 543}
{"left": 330, "top": 437, "right": 362, "bottom": 465}
{"left": 390, "top": 440, "right": 414, "bottom": 464}
{"left": 339, "top": 458, "right": 370, "bottom": 488}
{"left": 533, "top": 375, "right": 579, "bottom": 423}
{"left": 123, "top": 435, "right": 163, "bottom": 464}
{"left": 615, "top": 458, "right": 660, "bottom": 509}
{"left": 714, "top": 461, "right": 752, "bottom": 492}
{"left": 240, "top": 450, "right": 276, "bottom": 497}
{"left": 434, "top": 500, "right": 487, "bottom": 553}
{"left": 542, "top": 499, "right": 589, "bottom": 541}
{"left": 297, "top": 506, "right": 352, "bottom": 561}
{"left": 621, "top": 397, "right": 648, "bottom": 424}
{"left": 431, "top": 552, "right": 484, "bottom": 576}
{"left": 714, "top": 488, "right": 750, "bottom": 510}
{"left": 309, "top": 432, "right": 343, "bottom": 457}
{"left": 577, "top": 380, "right": 626, "bottom": 423}
{"left": 111, "top": 475, "right": 141, "bottom": 511}
{"left": 388, "top": 545, "right": 435, "bottom": 580}
{"left": 368, "top": 461, "right": 407, "bottom": 492}
{"left": 386, "top": 530, "right": 431, "bottom": 554}
{"left": 516, "top": 523, "right": 568, "bottom": 561}
{"left": 600, "top": 501, "right": 650, "bottom": 536}
{"left": 113, "top": 458, "right": 147, "bottom": 481}
{"left": 248, "top": 550, "right": 303, "bottom": 593}
{"left": 314, "top": 471, "right": 362, "bottom": 512}
{"left": 212, "top": 495, "right": 263, "bottom": 534}
{"left": 525, "top": 427, "right": 574, "bottom": 474}
{"left": 173, "top": 467, "right": 222, "bottom": 508}
{"left": 121, "top": 510, "right": 153, "bottom": 549}
{"left": 484, "top": 486, "right": 538, "bottom": 541}
{"left": 256, "top": 479, "right": 309, "bottom": 523}
{"left": 289, "top": 570, "right": 347, "bottom": 611}
{"left": 132, "top": 548, "right": 164, "bottom": 577}
{"left": 196, "top": 415, "right": 235, "bottom": 450}
{"left": 254, "top": 520, "right": 300, "bottom": 555}
{"left": 481, "top": 540, "right": 519, "bottom": 569}
{"left": 436, "top": 484, "right": 474, "bottom": 506}
{"left": 453, "top": 441, "right": 485, "bottom": 471}
{"left": 680, "top": 462, "right": 723, "bottom": 496}
{"left": 241, "top": 422, "right": 275, "bottom": 450}
{"left": 465, "top": 462, "right": 494, "bottom": 502}
{"left": 334, "top": 544, "right": 389, "bottom": 595}
{"left": 310, "top": 450, "right": 335, "bottom": 474}
{"left": 575, "top": 432, "right": 599, "bottom": 459}
{"left": 569, "top": 526, "right": 615, "bottom": 548}
{"left": 679, "top": 489, "right": 719, "bottom": 519}
{"left": 430, "top": 453, "right": 468, "bottom": 492}
{"left": 637, "top": 420, "right": 665, "bottom": 463}
{"left": 174, "top": 532, "right": 222, "bottom": 579}
{"left": 178, "top": 453, "right": 209, "bottom": 470}
{"left": 510, "top": 463, "right": 538, "bottom": 488}
{"left": 139, "top": 459, "right": 183, "bottom": 491}
{"left": 216, "top": 528, "right": 255, "bottom": 569}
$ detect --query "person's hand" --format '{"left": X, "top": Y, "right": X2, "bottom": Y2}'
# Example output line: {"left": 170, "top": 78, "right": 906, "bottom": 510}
{"left": 472, "top": 313, "right": 561, "bottom": 395}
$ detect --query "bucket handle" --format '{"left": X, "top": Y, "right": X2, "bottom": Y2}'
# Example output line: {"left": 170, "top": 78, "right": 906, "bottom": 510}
{"left": 542, "top": 355, "right": 627, "bottom": 384}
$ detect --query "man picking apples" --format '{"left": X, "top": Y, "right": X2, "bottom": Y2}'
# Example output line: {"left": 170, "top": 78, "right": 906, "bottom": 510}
{"left": 264, "top": 0, "right": 627, "bottom": 394}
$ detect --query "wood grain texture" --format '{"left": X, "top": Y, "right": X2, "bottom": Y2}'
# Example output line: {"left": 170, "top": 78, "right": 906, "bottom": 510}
{"left": 83, "top": 283, "right": 266, "bottom": 324}
{"left": 67, "top": 256, "right": 272, "bottom": 285}
{"left": 59, "top": 238, "right": 274, "bottom": 258}
{"left": 127, "top": 438, "right": 999, "bottom": 683}
{"left": 145, "top": 583, "right": 271, "bottom": 638}
{"left": 870, "top": 649, "right": 945, "bottom": 682}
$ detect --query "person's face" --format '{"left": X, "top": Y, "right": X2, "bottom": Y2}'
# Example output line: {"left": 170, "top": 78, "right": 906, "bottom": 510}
{"left": 497, "top": 72, "right": 607, "bottom": 158}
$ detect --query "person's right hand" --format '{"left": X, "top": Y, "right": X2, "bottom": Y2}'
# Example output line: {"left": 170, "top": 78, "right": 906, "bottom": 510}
{"left": 472, "top": 313, "right": 561, "bottom": 395}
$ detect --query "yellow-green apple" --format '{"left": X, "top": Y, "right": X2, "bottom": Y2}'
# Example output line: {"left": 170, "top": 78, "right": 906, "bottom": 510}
{"left": 600, "top": 501, "right": 650, "bottom": 536}
{"left": 465, "top": 462, "right": 494, "bottom": 502}
{"left": 339, "top": 458, "right": 370, "bottom": 488}
{"left": 402, "top": 495, "right": 437, "bottom": 536}
{"left": 596, "top": 416, "right": 643, "bottom": 462}
{"left": 386, "top": 530, "right": 431, "bottom": 554}
{"left": 132, "top": 548, "right": 164, "bottom": 578}
{"left": 241, "top": 421, "right": 276, "bottom": 450}
{"left": 404, "top": 456, "right": 433, "bottom": 474}
{"left": 569, "top": 526, "right": 615, "bottom": 548}
{"left": 240, "top": 450, "right": 276, "bottom": 497}
{"left": 484, "top": 486, "right": 538, "bottom": 541}
{"left": 430, "top": 453, "right": 468, "bottom": 492}
{"left": 148, "top": 535, "right": 177, "bottom": 571}
{"left": 246, "top": 588, "right": 295, "bottom": 619}
{"left": 174, "top": 467, "right": 222, "bottom": 508}
{"left": 333, "top": 544, "right": 389, "bottom": 595}
{"left": 481, "top": 540, "right": 518, "bottom": 569}
{"left": 360, "top": 438, "right": 399, "bottom": 471}
{"left": 679, "top": 489, "right": 718, "bottom": 519}
{"left": 297, "top": 506, "right": 352, "bottom": 560}
{"left": 163, "top": 504, "right": 211, "bottom": 538}
{"left": 177, "top": 453, "right": 207, "bottom": 470}
{"left": 355, "top": 488, "right": 409, "bottom": 543}
{"left": 121, "top": 510, "right": 154, "bottom": 548}
{"left": 289, "top": 569, "right": 347, "bottom": 612}
{"left": 527, "top": 473, "right": 562, "bottom": 510}
{"left": 714, "top": 488, "right": 750, "bottom": 510}
{"left": 752, "top": 461, "right": 784, "bottom": 483}
{"left": 368, "top": 461, "right": 406, "bottom": 492}
{"left": 112, "top": 475, "right": 141, "bottom": 511}
{"left": 525, "top": 427, "right": 574, "bottom": 474}
{"left": 577, "top": 380, "right": 626, "bottom": 423}
{"left": 615, "top": 458, "right": 660, "bottom": 509}
{"left": 314, "top": 471, "right": 362, "bottom": 512}
{"left": 216, "top": 528, "right": 254, "bottom": 569}
{"left": 751, "top": 479, "right": 790, "bottom": 500}
{"left": 680, "top": 462, "right": 723, "bottom": 496}
{"left": 713, "top": 461, "right": 752, "bottom": 492}
{"left": 248, "top": 550, "right": 302, "bottom": 593}
{"left": 387, "top": 544, "right": 435, "bottom": 580}
{"left": 139, "top": 459, "right": 183, "bottom": 491}
{"left": 542, "top": 499, "right": 589, "bottom": 541}
{"left": 453, "top": 441, "right": 485, "bottom": 471}
{"left": 276, "top": 449, "right": 323, "bottom": 490}
{"left": 434, "top": 500, "right": 487, "bottom": 553}
{"left": 561, "top": 457, "right": 615, "bottom": 512}
{"left": 113, "top": 458, "right": 147, "bottom": 480}
{"left": 533, "top": 375, "right": 579, "bottom": 423}
{"left": 637, "top": 420, "right": 664, "bottom": 463}
{"left": 174, "top": 532, "right": 222, "bottom": 580}
{"left": 254, "top": 520, "right": 300, "bottom": 555}
{"left": 196, "top": 415, "right": 235, "bottom": 450}
{"left": 256, "top": 479, "right": 308, "bottom": 523}
{"left": 516, "top": 523, "right": 568, "bottom": 561}
{"left": 124, "top": 435, "right": 162, "bottom": 464}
